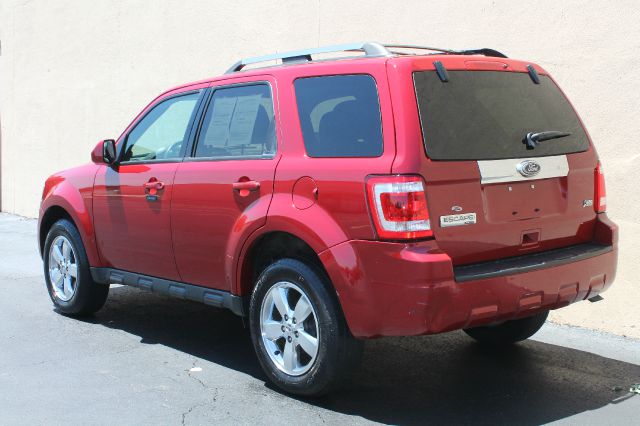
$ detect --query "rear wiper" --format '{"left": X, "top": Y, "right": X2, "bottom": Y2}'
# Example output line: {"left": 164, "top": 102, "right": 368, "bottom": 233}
{"left": 524, "top": 131, "right": 571, "bottom": 149}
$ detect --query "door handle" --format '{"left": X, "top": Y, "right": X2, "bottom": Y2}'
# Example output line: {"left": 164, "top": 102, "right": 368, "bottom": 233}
{"left": 232, "top": 179, "right": 260, "bottom": 197}
{"left": 232, "top": 181, "right": 260, "bottom": 191}
{"left": 143, "top": 178, "right": 165, "bottom": 200}
{"left": 143, "top": 181, "right": 165, "bottom": 191}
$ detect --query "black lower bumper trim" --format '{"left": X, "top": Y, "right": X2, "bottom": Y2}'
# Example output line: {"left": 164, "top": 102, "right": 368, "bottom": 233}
{"left": 454, "top": 243, "right": 613, "bottom": 283}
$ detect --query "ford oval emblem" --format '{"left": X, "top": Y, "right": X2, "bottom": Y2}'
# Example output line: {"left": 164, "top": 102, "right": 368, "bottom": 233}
{"left": 516, "top": 160, "right": 541, "bottom": 178}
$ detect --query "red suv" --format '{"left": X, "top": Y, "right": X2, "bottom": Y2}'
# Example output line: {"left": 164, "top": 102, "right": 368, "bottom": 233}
{"left": 39, "top": 43, "right": 618, "bottom": 396}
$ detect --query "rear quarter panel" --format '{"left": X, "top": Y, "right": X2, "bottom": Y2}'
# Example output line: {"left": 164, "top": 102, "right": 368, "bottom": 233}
{"left": 268, "top": 59, "right": 397, "bottom": 242}
{"left": 233, "top": 58, "right": 397, "bottom": 294}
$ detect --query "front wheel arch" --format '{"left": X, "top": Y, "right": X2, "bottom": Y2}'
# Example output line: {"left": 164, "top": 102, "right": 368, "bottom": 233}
{"left": 39, "top": 205, "right": 75, "bottom": 258}
{"left": 43, "top": 218, "right": 109, "bottom": 315}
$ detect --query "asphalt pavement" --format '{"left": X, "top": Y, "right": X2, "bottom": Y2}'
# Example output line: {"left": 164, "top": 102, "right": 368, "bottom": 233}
{"left": 1, "top": 213, "right": 638, "bottom": 425}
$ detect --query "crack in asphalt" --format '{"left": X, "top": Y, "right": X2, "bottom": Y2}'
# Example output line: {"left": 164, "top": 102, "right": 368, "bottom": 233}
{"left": 187, "top": 360, "right": 209, "bottom": 390}
{"left": 181, "top": 360, "right": 219, "bottom": 425}
{"left": 316, "top": 411, "right": 327, "bottom": 424}
{"left": 181, "top": 403, "right": 204, "bottom": 426}
{"left": 8, "top": 346, "right": 140, "bottom": 370}
{"left": 0, "top": 274, "right": 44, "bottom": 280}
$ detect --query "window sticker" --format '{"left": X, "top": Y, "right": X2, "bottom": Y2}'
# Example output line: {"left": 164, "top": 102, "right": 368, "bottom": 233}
{"left": 204, "top": 97, "right": 237, "bottom": 148}
{"left": 228, "top": 94, "right": 262, "bottom": 146}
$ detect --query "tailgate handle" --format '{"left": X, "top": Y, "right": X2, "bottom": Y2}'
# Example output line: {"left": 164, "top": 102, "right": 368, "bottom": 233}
{"left": 521, "top": 230, "right": 540, "bottom": 246}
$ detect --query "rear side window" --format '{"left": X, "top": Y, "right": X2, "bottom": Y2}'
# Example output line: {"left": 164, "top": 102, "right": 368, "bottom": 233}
{"left": 195, "top": 84, "right": 276, "bottom": 158}
{"left": 413, "top": 71, "right": 589, "bottom": 160}
{"left": 294, "top": 75, "right": 383, "bottom": 157}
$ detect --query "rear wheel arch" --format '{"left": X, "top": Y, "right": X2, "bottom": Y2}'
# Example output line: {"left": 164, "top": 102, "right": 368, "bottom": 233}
{"left": 238, "top": 232, "right": 328, "bottom": 296}
{"left": 237, "top": 230, "right": 357, "bottom": 337}
{"left": 248, "top": 257, "right": 363, "bottom": 396}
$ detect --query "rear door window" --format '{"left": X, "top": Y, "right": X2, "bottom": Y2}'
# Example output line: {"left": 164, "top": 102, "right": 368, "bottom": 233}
{"left": 194, "top": 84, "right": 276, "bottom": 158}
{"left": 413, "top": 71, "right": 589, "bottom": 160}
{"left": 294, "top": 75, "right": 383, "bottom": 157}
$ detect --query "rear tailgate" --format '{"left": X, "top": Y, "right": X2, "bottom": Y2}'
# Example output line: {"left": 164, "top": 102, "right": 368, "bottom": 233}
{"left": 389, "top": 56, "right": 599, "bottom": 266}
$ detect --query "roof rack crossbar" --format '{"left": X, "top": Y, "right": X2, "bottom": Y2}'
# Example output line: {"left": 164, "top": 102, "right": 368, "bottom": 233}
{"left": 225, "top": 42, "right": 508, "bottom": 74}
{"left": 225, "top": 42, "right": 392, "bottom": 74}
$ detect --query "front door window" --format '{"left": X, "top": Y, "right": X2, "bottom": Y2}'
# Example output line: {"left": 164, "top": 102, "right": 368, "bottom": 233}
{"left": 121, "top": 92, "right": 200, "bottom": 162}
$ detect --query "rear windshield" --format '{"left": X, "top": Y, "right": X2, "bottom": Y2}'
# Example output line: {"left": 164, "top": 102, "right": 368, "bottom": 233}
{"left": 413, "top": 71, "right": 589, "bottom": 160}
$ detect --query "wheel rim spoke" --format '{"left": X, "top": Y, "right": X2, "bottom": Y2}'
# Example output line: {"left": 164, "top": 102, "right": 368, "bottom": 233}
{"left": 63, "top": 276, "right": 73, "bottom": 298}
{"left": 283, "top": 341, "right": 297, "bottom": 372}
{"left": 52, "top": 245, "right": 63, "bottom": 263}
{"left": 273, "top": 287, "right": 290, "bottom": 317}
{"left": 67, "top": 264, "right": 78, "bottom": 278}
{"left": 62, "top": 240, "right": 72, "bottom": 260}
{"left": 263, "top": 320, "right": 283, "bottom": 340}
{"left": 50, "top": 268, "right": 63, "bottom": 288}
{"left": 293, "top": 297, "right": 312, "bottom": 323}
{"left": 297, "top": 330, "right": 318, "bottom": 357}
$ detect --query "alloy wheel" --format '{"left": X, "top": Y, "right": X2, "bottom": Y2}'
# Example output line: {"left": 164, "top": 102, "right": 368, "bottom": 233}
{"left": 48, "top": 235, "right": 79, "bottom": 302}
{"left": 260, "top": 281, "right": 320, "bottom": 376}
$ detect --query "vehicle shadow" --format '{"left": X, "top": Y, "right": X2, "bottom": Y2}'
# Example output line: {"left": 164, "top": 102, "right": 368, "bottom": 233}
{"left": 86, "top": 286, "right": 639, "bottom": 425}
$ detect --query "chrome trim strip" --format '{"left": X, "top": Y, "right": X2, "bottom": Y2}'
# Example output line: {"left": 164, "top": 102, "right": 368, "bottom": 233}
{"left": 477, "top": 155, "right": 569, "bottom": 184}
{"left": 226, "top": 42, "right": 392, "bottom": 74}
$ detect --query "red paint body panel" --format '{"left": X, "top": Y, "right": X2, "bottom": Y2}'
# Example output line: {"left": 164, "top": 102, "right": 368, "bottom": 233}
{"left": 171, "top": 74, "right": 281, "bottom": 290}
{"left": 386, "top": 56, "right": 599, "bottom": 265}
{"left": 320, "top": 214, "right": 617, "bottom": 338}
{"left": 39, "top": 164, "right": 102, "bottom": 265}
{"left": 39, "top": 52, "right": 619, "bottom": 338}
{"left": 171, "top": 158, "right": 278, "bottom": 289}
{"left": 93, "top": 162, "right": 180, "bottom": 279}
{"left": 92, "top": 81, "right": 210, "bottom": 280}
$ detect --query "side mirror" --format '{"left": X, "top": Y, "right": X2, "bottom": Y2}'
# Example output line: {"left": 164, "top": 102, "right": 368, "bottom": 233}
{"left": 91, "top": 139, "right": 117, "bottom": 165}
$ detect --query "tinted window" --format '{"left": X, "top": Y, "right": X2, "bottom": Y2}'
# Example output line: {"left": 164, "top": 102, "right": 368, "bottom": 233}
{"left": 194, "top": 84, "right": 276, "bottom": 158}
{"left": 122, "top": 92, "right": 199, "bottom": 162}
{"left": 414, "top": 71, "right": 589, "bottom": 160}
{"left": 294, "top": 75, "right": 383, "bottom": 157}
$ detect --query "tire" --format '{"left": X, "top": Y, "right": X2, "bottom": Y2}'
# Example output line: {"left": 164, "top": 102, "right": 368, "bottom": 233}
{"left": 249, "top": 258, "right": 363, "bottom": 396}
{"left": 43, "top": 219, "right": 109, "bottom": 316}
{"left": 463, "top": 310, "right": 549, "bottom": 345}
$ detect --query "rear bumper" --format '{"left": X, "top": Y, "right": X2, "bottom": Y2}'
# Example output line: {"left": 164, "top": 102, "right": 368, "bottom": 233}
{"left": 320, "top": 214, "right": 618, "bottom": 338}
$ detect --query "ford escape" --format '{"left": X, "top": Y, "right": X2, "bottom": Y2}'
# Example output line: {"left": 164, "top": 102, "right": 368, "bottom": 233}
{"left": 39, "top": 42, "right": 618, "bottom": 396}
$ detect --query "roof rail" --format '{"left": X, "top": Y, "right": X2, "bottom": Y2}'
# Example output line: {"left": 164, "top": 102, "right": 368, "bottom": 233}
{"left": 225, "top": 42, "right": 507, "bottom": 74}
{"left": 225, "top": 42, "right": 392, "bottom": 74}
{"left": 384, "top": 44, "right": 457, "bottom": 54}
{"left": 384, "top": 44, "right": 508, "bottom": 58}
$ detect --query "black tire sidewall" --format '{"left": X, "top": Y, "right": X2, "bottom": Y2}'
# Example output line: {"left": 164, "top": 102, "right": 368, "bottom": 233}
{"left": 43, "top": 219, "right": 96, "bottom": 314}
{"left": 464, "top": 310, "right": 549, "bottom": 344}
{"left": 249, "top": 259, "right": 346, "bottom": 396}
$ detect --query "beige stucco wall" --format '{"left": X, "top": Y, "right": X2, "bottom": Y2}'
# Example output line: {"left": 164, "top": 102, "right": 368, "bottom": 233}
{"left": 1, "top": 1, "right": 638, "bottom": 336}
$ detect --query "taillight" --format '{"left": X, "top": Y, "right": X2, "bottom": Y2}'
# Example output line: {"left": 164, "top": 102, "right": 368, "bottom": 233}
{"left": 366, "top": 175, "right": 432, "bottom": 240}
{"left": 594, "top": 162, "right": 606, "bottom": 213}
